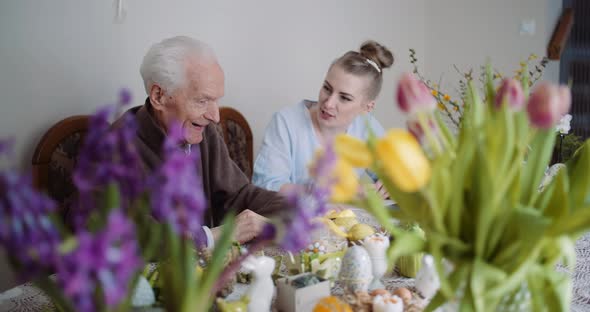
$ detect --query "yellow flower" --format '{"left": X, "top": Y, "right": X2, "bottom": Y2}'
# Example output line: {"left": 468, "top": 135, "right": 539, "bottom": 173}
{"left": 528, "top": 53, "right": 538, "bottom": 61}
{"left": 431, "top": 89, "right": 438, "bottom": 97}
{"left": 453, "top": 106, "right": 459, "bottom": 111}
{"left": 520, "top": 61, "right": 527, "bottom": 67}
{"left": 375, "top": 129, "right": 431, "bottom": 192}
{"left": 331, "top": 159, "right": 359, "bottom": 203}
{"left": 443, "top": 94, "right": 451, "bottom": 101}
{"left": 437, "top": 102, "right": 445, "bottom": 110}
{"left": 334, "top": 134, "right": 372, "bottom": 168}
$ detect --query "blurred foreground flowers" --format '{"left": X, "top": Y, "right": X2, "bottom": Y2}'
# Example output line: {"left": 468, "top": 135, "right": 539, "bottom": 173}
{"left": 0, "top": 90, "right": 319, "bottom": 312}
{"left": 312, "top": 65, "right": 590, "bottom": 311}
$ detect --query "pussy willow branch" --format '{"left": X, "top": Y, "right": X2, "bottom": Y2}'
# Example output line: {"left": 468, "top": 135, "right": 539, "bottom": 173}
{"left": 412, "top": 64, "right": 461, "bottom": 128}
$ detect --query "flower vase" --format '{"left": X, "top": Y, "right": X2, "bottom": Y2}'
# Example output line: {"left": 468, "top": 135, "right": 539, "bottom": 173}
{"left": 496, "top": 282, "right": 532, "bottom": 312}
{"left": 426, "top": 273, "right": 532, "bottom": 312}
{"left": 362, "top": 234, "right": 390, "bottom": 290}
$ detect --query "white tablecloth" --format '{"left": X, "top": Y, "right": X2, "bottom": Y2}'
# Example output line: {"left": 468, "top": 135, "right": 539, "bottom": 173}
{"left": 2, "top": 208, "right": 589, "bottom": 312}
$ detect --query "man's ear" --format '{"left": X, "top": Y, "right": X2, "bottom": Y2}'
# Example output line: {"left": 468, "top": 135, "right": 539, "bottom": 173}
{"left": 149, "top": 85, "right": 165, "bottom": 111}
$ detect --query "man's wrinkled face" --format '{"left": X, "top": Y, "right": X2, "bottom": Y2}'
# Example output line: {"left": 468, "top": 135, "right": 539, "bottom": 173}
{"left": 155, "top": 59, "right": 225, "bottom": 145}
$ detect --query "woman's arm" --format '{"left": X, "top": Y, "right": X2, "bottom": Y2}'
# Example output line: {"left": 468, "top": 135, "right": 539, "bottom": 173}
{"left": 252, "top": 112, "right": 294, "bottom": 191}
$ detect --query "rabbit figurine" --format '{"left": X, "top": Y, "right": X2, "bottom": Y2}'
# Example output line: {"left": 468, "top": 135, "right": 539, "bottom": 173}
{"left": 241, "top": 255, "right": 276, "bottom": 312}
{"left": 415, "top": 254, "right": 440, "bottom": 300}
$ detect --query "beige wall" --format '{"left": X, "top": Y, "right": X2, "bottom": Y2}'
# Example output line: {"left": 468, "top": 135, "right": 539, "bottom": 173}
{"left": 423, "top": 0, "right": 562, "bottom": 97}
{"left": 0, "top": 0, "right": 426, "bottom": 170}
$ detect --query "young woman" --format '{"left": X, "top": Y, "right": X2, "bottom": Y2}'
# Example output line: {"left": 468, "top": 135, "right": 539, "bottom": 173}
{"left": 253, "top": 40, "right": 394, "bottom": 192}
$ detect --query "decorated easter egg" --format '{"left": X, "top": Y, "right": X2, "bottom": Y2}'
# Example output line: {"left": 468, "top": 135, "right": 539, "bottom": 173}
{"left": 338, "top": 245, "right": 372, "bottom": 293}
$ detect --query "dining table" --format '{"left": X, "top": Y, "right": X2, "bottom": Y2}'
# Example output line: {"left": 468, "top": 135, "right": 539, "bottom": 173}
{"left": 1, "top": 208, "right": 590, "bottom": 311}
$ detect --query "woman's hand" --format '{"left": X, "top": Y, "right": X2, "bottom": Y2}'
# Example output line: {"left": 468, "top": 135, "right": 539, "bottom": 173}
{"left": 373, "top": 180, "right": 390, "bottom": 200}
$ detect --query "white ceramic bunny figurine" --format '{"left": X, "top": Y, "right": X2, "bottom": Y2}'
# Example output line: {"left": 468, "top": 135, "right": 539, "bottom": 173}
{"left": 414, "top": 254, "right": 440, "bottom": 300}
{"left": 241, "top": 255, "right": 276, "bottom": 312}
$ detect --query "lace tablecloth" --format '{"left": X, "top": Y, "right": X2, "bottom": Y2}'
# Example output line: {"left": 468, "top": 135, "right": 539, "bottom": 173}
{"left": 1, "top": 208, "right": 590, "bottom": 312}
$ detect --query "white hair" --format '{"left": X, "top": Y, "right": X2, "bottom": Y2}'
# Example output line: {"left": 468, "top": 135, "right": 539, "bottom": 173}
{"left": 140, "top": 36, "right": 217, "bottom": 94}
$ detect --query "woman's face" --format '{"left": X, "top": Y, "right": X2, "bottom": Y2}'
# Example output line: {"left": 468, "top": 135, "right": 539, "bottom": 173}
{"left": 316, "top": 65, "right": 374, "bottom": 132}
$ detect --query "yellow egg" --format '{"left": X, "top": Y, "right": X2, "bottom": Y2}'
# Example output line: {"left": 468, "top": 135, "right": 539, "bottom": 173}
{"left": 313, "top": 296, "right": 352, "bottom": 312}
{"left": 333, "top": 217, "right": 358, "bottom": 230}
{"left": 348, "top": 224, "right": 375, "bottom": 241}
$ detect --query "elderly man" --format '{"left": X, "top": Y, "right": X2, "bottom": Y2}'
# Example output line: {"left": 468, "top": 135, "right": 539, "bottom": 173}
{"left": 118, "top": 36, "right": 284, "bottom": 245}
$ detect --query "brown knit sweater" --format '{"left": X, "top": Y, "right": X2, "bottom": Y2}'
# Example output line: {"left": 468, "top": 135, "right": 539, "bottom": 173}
{"left": 114, "top": 99, "right": 286, "bottom": 227}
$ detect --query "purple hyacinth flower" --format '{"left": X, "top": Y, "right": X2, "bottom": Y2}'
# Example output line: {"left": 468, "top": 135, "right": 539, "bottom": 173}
{"left": 308, "top": 144, "right": 337, "bottom": 187}
{"left": 119, "top": 88, "right": 132, "bottom": 106}
{"left": 0, "top": 170, "right": 61, "bottom": 280}
{"left": 279, "top": 187, "right": 315, "bottom": 252}
{"left": 147, "top": 122, "right": 207, "bottom": 240}
{"left": 276, "top": 184, "right": 327, "bottom": 252}
{"left": 306, "top": 144, "right": 337, "bottom": 216}
{"left": 0, "top": 138, "right": 14, "bottom": 155}
{"left": 71, "top": 90, "right": 145, "bottom": 229}
{"left": 276, "top": 145, "right": 337, "bottom": 252}
{"left": 56, "top": 210, "right": 142, "bottom": 312}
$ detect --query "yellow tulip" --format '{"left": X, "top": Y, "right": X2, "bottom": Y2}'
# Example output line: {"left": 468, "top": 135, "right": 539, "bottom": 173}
{"left": 331, "top": 159, "right": 359, "bottom": 203}
{"left": 334, "top": 134, "right": 372, "bottom": 168}
{"left": 375, "top": 129, "right": 431, "bottom": 192}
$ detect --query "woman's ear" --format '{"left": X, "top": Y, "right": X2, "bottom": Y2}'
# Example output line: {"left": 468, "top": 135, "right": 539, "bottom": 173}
{"left": 149, "top": 85, "right": 166, "bottom": 111}
{"left": 364, "top": 100, "right": 376, "bottom": 113}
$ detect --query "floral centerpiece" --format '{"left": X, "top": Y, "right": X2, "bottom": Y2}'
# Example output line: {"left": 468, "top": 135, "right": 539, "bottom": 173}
{"left": 313, "top": 66, "right": 590, "bottom": 311}
{"left": 0, "top": 90, "right": 322, "bottom": 311}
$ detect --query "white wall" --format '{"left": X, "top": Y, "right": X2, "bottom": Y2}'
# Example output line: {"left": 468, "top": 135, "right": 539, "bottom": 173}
{"left": 423, "top": 0, "right": 562, "bottom": 97}
{"left": 0, "top": 0, "right": 426, "bottom": 292}
{"left": 0, "top": 0, "right": 426, "bottom": 169}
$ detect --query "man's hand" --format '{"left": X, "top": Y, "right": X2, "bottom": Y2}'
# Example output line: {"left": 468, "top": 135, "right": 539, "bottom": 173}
{"left": 211, "top": 209, "right": 269, "bottom": 244}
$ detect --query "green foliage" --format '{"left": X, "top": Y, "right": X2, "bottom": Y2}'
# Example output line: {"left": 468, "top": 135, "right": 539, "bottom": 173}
{"left": 365, "top": 67, "right": 590, "bottom": 311}
{"left": 557, "top": 133, "right": 584, "bottom": 163}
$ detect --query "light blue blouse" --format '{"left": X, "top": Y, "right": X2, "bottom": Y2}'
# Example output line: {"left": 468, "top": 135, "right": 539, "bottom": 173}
{"left": 252, "top": 100, "right": 386, "bottom": 191}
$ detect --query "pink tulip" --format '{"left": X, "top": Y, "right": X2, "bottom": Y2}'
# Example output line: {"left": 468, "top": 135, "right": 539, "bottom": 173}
{"left": 397, "top": 72, "right": 436, "bottom": 114}
{"left": 526, "top": 82, "right": 572, "bottom": 129}
{"left": 406, "top": 118, "right": 437, "bottom": 143}
{"left": 559, "top": 85, "right": 571, "bottom": 114}
{"left": 495, "top": 78, "right": 524, "bottom": 110}
{"left": 407, "top": 119, "right": 424, "bottom": 141}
